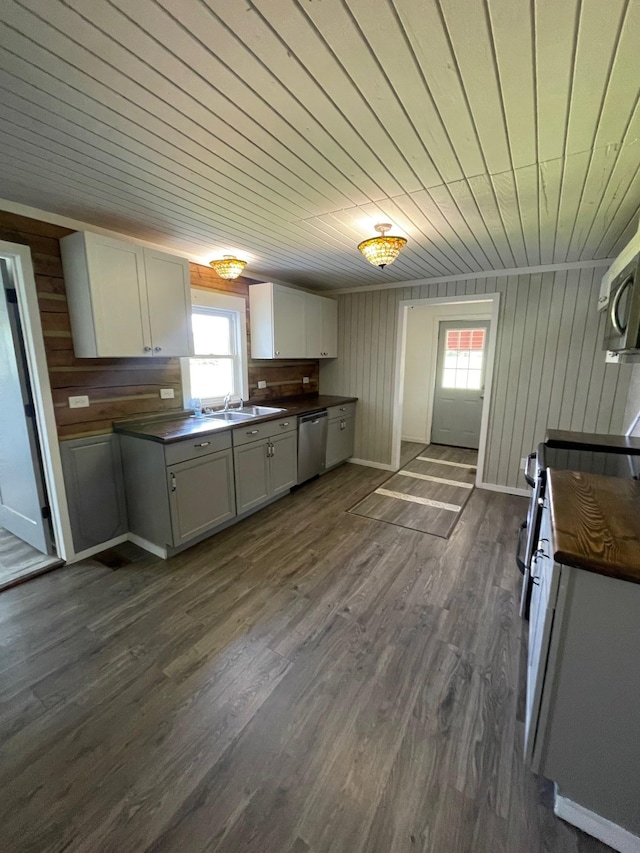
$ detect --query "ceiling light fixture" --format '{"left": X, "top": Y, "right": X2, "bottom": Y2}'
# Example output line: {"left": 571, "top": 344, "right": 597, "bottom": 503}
{"left": 209, "top": 254, "right": 247, "bottom": 280}
{"left": 357, "top": 223, "right": 407, "bottom": 269}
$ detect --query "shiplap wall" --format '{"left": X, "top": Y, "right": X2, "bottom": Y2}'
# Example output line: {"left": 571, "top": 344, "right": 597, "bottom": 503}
{"left": 320, "top": 268, "right": 633, "bottom": 489}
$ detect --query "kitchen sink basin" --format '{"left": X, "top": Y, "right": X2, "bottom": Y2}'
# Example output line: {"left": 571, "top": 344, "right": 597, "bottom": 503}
{"left": 207, "top": 411, "right": 256, "bottom": 422}
{"left": 237, "top": 405, "right": 286, "bottom": 416}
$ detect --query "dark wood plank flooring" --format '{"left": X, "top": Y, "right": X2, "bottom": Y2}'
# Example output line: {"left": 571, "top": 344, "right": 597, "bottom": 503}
{"left": 0, "top": 463, "right": 613, "bottom": 852}
{"left": 399, "top": 441, "right": 428, "bottom": 467}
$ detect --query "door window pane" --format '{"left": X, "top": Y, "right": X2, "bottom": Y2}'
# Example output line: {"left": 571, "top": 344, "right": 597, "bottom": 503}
{"left": 442, "top": 328, "right": 486, "bottom": 389}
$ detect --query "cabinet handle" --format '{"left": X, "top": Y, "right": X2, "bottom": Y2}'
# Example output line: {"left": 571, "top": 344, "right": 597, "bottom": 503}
{"left": 170, "top": 473, "right": 177, "bottom": 492}
{"left": 247, "top": 429, "right": 259, "bottom": 435}
{"left": 154, "top": 346, "right": 162, "bottom": 352}
{"left": 340, "top": 419, "right": 346, "bottom": 430}
{"left": 275, "top": 351, "right": 280, "bottom": 355}
{"left": 339, "top": 407, "right": 346, "bottom": 411}
{"left": 194, "top": 441, "right": 210, "bottom": 447}
{"left": 144, "top": 346, "right": 152, "bottom": 352}
{"left": 279, "top": 422, "right": 289, "bottom": 427}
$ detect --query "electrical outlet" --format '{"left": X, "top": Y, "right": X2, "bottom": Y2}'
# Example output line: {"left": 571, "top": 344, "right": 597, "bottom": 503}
{"left": 160, "top": 388, "right": 175, "bottom": 399}
{"left": 521, "top": 457, "right": 527, "bottom": 470}
{"left": 302, "top": 376, "right": 310, "bottom": 384}
{"left": 258, "top": 380, "right": 267, "bottom": 389}
{"left": 68, "top": 395, "right": 89, "bottom": 409}
{"left": 606, "top": 350, "right": 620, "bottom": 364}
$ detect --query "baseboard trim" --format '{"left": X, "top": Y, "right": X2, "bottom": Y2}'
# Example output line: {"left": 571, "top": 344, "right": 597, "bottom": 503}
{"left": 555, "top": 792, "right": 640, "bottom": 853}
{"left": 349, "top": 458, "right": 396, "bottom": 471}
{"left": 69, "top": 534, "right": 129, "bottom": 563}
{"left": 476, "top": 480, "right": 529, "bottom": 498}
{"left": 128, "top": 533, "right": 168, "bottom": 560}
{"left": 401, "top": 436, "right": 427, "bottom": 444}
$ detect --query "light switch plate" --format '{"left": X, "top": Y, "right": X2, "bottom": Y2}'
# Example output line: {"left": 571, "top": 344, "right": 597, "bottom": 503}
{"left": 606, "top": 350, "right": 620, "bottom": 364}
{"left": 68, "top": 395, "right": 89, "bottom": 409}
{"left": 302, "top": 376, "right": 310, "bottom": 384}
{"left": 160, "top": 388, "right": 175, "bottom": 399}
{"left": 258, "top": 380, "right": 267, "bottom": 389}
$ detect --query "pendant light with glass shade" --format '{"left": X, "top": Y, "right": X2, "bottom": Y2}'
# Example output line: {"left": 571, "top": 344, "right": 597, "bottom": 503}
{"left": 209, "top": 254, "right": 247, "bottom": 280}
{"left": 357, "top": 223, "right": 407, "bottom": 269}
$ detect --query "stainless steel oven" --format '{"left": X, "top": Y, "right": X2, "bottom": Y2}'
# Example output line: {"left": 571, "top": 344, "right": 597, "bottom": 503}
{"left": 604, "top": 253, "right": 640, "bottom": 354}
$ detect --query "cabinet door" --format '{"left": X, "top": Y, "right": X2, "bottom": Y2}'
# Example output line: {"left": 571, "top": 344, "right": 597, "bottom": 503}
{"left": 273, "top": 285, "right": 307, "bottom": 357}
{"left": 144, "top": 249, "right": 194, "bottom": 357}
{"left": 269, "top": 430, "right": 298, "bottom": 495}
{"left": 234, "top": 439, "right": 270, "bottom": 514}
{"left": 321, "top": 297, "right": 338, "bottom": 357}
{"left": 168, "top": 449, "right": 236, "bottom": 546}
{"left": 305, "top": 294, "right": 322, "bottom": 358}
{"left": 86, "top": 235, "right": 151, "bottom": 357}
{"left": 326, "top": 416, "right": 355, "bottom": 469}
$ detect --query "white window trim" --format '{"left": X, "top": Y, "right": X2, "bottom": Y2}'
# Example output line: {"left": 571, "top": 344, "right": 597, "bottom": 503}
{"left": 181, "top": 288, "right": 248, "bottom": 407}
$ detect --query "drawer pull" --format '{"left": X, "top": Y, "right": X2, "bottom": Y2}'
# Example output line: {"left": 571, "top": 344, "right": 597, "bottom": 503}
{"left": 247, "top": 429, "right": 260, "bottom": 435}
{"left": 194, "top": 442, "right": 211, "bottom": 448}
{"left": 279, "top": 422, "right": 290, "bottom": 427}
{"left": 339, "top": 407, "right": 346, "bottom": 411}
{"left": 170, "top": 473, "right": 177, "bottom": 492}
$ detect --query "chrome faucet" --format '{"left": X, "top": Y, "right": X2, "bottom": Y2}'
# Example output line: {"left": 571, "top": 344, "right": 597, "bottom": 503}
{"left": 223, "top": 391, "right": 232, "bottom": 412}
{"left": 237, "top": 396, "right": 244, "bottom": 411}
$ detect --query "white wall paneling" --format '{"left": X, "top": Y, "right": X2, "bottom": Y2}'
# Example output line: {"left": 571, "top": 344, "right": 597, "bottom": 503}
{"left": 320, "top": 267, "right": 633, "bottom": 490}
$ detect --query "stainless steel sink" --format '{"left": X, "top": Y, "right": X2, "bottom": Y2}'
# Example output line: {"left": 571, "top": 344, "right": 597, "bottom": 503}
{"left": 238, "top": 405, "right": 286, "bottom": 416}
{"left": 206, "top": 405, "right": 286, "bottom": 422}
{"left": 207, "top": 411, "right": 256, "bottom": 422}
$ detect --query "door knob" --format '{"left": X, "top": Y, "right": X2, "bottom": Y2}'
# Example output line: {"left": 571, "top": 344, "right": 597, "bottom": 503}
{"left": 144, "top": 346, "right": 152, "bottom": 352}
{"left": 154, "top": 346, "right": 162, "bottom": 352}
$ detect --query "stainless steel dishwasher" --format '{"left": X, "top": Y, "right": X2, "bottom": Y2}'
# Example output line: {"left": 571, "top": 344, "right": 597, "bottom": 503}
{"left": 297, "top": 410, "right": 328, "bottom": 484}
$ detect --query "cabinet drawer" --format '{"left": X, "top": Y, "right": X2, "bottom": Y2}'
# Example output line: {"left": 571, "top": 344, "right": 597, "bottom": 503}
{"left": 163, "top": 430, "right": 231, "bottom": 465}
{"left": 232, "top": 417, "right": 296, "bottom": 447}
{"left": 327, "top": 402, "right": 355, "bottom": 420}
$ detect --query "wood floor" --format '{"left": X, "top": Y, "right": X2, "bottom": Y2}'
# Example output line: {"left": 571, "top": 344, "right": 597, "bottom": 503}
{"left": 0, "top": 463, "right": 613, "bottom": 853}
{"left": 0, "top": 527, "right": 63, "bottom": 592}
{"left": 351, "top": 445, "right": 477, "bottom": 538}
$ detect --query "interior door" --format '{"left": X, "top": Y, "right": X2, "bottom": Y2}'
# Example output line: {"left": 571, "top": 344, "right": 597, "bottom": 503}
{"left": 0, "top": 268, "right": 53, "bottom": 553}
{"left": 431, "top": 320, "right": 489, "bottom": 449}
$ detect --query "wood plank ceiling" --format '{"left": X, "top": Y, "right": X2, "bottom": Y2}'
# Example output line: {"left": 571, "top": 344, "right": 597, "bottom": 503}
{"left": 0, "top": 0, "right": 639, "bottom": 290}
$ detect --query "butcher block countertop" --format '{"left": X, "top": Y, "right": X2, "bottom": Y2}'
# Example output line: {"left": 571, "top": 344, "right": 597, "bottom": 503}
{"left": 114, "top": 395, "right": 358, "bottom": 443}
{"left": 547, "top": 469, "right": 640, "bottom": 585}
{"left": 545, "top": 429, "right": 640, "bottom": 454}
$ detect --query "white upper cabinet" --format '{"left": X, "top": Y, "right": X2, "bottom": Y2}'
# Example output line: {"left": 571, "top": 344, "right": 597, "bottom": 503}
{"left": 60, "top": 231, "right": 193, "bottom": 358}
{"left": 319, "top": 296, "right": 338, "bottom": 358}
{"left": 250, "top": 282, "right": 337, "bottom": 359}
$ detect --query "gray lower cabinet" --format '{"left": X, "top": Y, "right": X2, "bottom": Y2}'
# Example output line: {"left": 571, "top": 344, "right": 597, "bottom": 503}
{"left": 120, "top": 430, "right": 236, "bottom": 550}
{"left": 233, "top": 419, "right": 298, "bottom": 514}
{"left": 270, "top": 430, "right": 297, "bottom": 495}
{"left": 167, "top": 450, "right": 235, "bottom": 546}
{"left": 233, "top": 439, "right": 271, "bottom": 514}
{"left": 326, "top": 408, "right": 355, "bottom": 469}
{"left": 59, "top": 433, "right": 128, "bottom": 552}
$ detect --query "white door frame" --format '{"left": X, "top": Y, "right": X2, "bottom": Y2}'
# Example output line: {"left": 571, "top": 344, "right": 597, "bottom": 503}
{"left": 0, "top": 241, "right": 73, "bottom": 560}
{"left": 391, "top": 293, "right": 501, "bottom": 490}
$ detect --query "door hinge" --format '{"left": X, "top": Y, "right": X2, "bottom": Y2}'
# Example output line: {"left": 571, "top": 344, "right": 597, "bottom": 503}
{"left": 41, "top": 506, "right": 52, "bottom": 520}
{"left": 5, "top": 288, "right": 18, "bottom": 304}
{"left": 24, "top": 402, "right": 36, "bottom": 419}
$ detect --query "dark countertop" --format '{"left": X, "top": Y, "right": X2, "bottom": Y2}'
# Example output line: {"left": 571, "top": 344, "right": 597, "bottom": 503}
{"left": 114, "top": 395, "right": 358, "bottom": 443}
{"left": 545, "top": 429, "right": 640, "bottom": 454}
{"left": 547, "top": 469, "right": 640, "bottom": 585}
